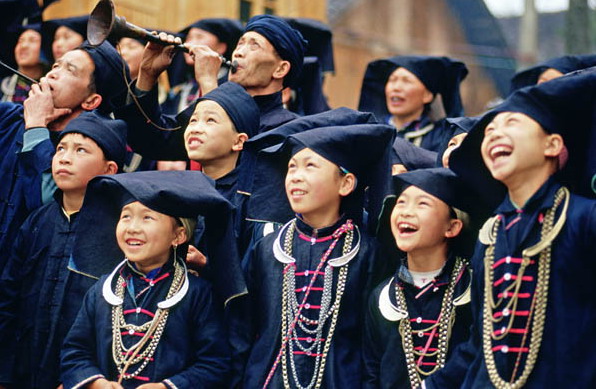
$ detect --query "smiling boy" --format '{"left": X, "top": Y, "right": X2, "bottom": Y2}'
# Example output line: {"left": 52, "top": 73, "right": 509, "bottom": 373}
{"left": 424, "top": 68, "right": 596, "bottom": 388}
{"left": 0, "top": 112, "right": 126, "bottom": 389}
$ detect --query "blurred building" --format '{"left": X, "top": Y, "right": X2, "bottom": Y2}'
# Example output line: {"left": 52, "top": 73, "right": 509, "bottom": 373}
{"left": 43, "top": 0, "right": 515, "bottom": 116}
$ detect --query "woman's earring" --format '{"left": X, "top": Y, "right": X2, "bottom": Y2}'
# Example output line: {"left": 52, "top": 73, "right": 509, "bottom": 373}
{"left": 173, "top": 244, "right": 178, "bottom": 259}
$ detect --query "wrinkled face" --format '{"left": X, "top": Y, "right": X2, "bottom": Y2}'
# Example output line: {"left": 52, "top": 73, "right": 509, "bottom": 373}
{"left": 184, "top": 100, "right": 239, "bottom": 163}
{"left": 45, "top": 50, "right": 95, "bottom": 109}
{"left": 229, "top": 31, "right": 284, "bottom": 90}
{"left": 537, "top": 68, "right": 564, "bottom": 84}
{"left": 52, "top": 26, "right": 84, "bottom": 61}
{"left": 285, "top": 148, "right": 347, "bottom": 221}
{"left": 116, "top": 201, "right": 184, "bottom": 272}
{"left": 390, "top": 185, "right": 454, "bottom": 253}
{"left": 385, "top": 67, "right": 433, "bottom": 124}
{"left": 480, "top": 112, "right": 552, "bottom": 185}
{"left": 52, "top": 133, "right": 110, "bottom": 193}
{"left": 15, "top": 29, "right": 42, "bottom": 68}
{"left": 441, "top": 133, "right": 468, "bottom": 168}
{"left": 118, "top": 37, "right": 145, "bottom": 78}
{"left": 184, "top": 27, "right": 225, "bottom": 65}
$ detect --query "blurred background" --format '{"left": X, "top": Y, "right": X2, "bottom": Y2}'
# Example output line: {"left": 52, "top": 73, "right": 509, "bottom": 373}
{"left": 2, "top": 0, "right": 594, "bottom": 116}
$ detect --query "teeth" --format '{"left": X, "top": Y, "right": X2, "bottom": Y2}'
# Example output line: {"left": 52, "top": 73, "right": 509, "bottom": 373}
{"left": 292, "top": 190, "right": 306, "bottom": 195}
{"left": 490, "top": 146, "right": 511, "bottom": 159}
{"left": 398, "top": 222, "right": 418, "bottom": 232}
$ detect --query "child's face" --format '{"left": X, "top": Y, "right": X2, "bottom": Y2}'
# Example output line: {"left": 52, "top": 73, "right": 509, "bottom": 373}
{"left": 118, "top": 37, "right": 145, "bottom": 78}
{"left": 15, "top": 29, "right": 41, "bottom": 68}
{"left": 385, "top": 67, "right": 433, "bottom": 121}
{"left": 52, "top": 26, "right": 84, "bottom": 61}
{"left": 285, "top": 148, "right": 352, "bottom": 224}
{"left": 52, "top": 133, "right": 113, "bottom": 193}
{"left": 390, "top": 185, "right": 456, "bottom": 254}
{"left": 442, "top": 133, "right": 468, "bottom": 168}
{"left": 480, "top": 112, "right": 554, "bottom": 185}
{"left": 116, "top": 201, "right": 186, "bottom": 273}
{"left": 184, "top": 100, "right": 245, "bottom": 163}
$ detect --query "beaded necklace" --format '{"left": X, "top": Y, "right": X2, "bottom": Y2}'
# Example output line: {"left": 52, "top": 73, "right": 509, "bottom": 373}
{"left": 395, "top": 256, "right": 467, "bottom": 388}
{"left": 263, "top": 219, "right": 357, "bottom": 389}
{"left": 482, "top": 187, "right": 568, "bottom": 388}
{"left": 110, "top": 258, "right": 185, "bottom": 381}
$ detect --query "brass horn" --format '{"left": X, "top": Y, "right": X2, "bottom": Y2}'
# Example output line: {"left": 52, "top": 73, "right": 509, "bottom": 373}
{"left": 87, "top": 0, "right": 237, "bottom": 72}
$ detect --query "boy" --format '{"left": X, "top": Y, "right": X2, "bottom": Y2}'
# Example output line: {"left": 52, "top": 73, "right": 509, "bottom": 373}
{"left": 0, "top": 112, "right": 127, "bottom": 389}
{"left": 364, "top": 168, "right": 474, "bottom": 388}
{"left": 61, "top": 171, "right": 232, "bottom": 388}
{"left": 236, "top": 123, "right": 394, "bottom": 387}
{"left": 425, "top": 68, "right": 596, "bottom": 387}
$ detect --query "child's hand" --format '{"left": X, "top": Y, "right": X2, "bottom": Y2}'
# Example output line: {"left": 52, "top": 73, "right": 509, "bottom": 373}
{"left": 87, "top": 378, "right": 123, "bottom": 389}
{"left": 186, "top": 245, "right": 207, "bottom": 270}
{"left": 136, "top": 384, "right": 167, "bottom": 389}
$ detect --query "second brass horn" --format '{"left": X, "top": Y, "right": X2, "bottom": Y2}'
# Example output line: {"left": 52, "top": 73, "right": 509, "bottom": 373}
{"left": 87, "top": 0, "right": 237, "bottom": 71}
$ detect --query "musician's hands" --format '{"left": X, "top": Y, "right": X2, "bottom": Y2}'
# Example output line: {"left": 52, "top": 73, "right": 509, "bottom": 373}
{"left": 137, "top": 32, "right": 182, "bottom": 91}
{"left": 24, "top": 77, "right": 72, "bottom": 129}
{"left": 187, "top": 44, "right": 222, "bottom": 95}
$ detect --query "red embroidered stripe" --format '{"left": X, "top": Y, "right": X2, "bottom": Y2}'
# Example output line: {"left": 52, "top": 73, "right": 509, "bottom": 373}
{"left": 299, "top": 304, "right": 321, "bottom": 309}
{"left": 493, "top": 275, "right": 533, "bottom": 287}
{"left": 418, "top": 362, "right": 438, "bottom": 366}
{"left": 295, "top": 287, "right": 324, "bottom": 292}
{"left": 297, "top": 233, "right": 333, "bottom": 243}
{"left": 123, "top": 308, "right": 155, "bottom": 317}
{"left": 410, "top": 331, "right": 439, "bottom": 337}
{"left": 414, "top": 347, "right": 438, "bottom": 351}
{"left": 493, "top": 310, "right": 530, "bottom": 319}
{"left": 141, "top": 272, "right": 170, "bottom": 284}
{"left": 493, "top": 328, "right": 528, "bottom": 336}
{"left": 292, "top": 337, "right": 325, "bottom": 341}
{"left": 497, "top": 292, "right": 531, "bottom": 299}
{"left": 492, "top": 257, "right": 535, "bottom": 269}
{"left": 292, "top": 351, "right": 323, "bottom": 357}
{"left": 121, "top": 331, "right": 154, "bottom": 338}
{"left": 132, "top": 376, "right": 150, "bottom": 381}
{"left": 492, "top": 345, "right": 529, "bottom": 353}
{"left": 410, "top": 319, "right": 437, "bottom": 324}
{"left": 295, "top": 271, "right": 325, "bottom": 276}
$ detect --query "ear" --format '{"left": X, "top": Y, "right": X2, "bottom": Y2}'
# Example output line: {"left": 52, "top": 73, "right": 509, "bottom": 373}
{"left": 444, "top": 218, "right": 463, "bottom": 239}
{"left": 231, "top": 132, "right": 248, "bottom": 152}
{"left": 338, "top": 172, "right": 357, "bottom": 197}
{"left": 104, "top": 160, "right": 119, "bottom": 175}
{"left": 172, "top": 225, "right": 188, "bottom": 246}
{"left": 544, "top": 133, "right": 564, "bottom": 158}
{"left": 272, "top": 60, "right": 291, "bottom": 81}
{"left": 422, "top": 89, "right": 434, "bottom": 105}
{"left": 81, "top": 93, "right": 102, "bottom": 111}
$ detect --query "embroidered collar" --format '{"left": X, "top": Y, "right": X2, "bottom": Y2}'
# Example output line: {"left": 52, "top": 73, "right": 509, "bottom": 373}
{"left": 495, "top": 176, "right": 560, "bottom": 215}
{"left": 103, "top": 257, "right": 189, "bottom": 309}
{"left": 273, "top": 219, "right": 361, "bottom": 267}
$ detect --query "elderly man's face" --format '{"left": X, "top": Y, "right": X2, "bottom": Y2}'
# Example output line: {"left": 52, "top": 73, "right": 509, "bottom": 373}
{"left": 45, "top": 49, "right": 96, "bottom": 109}
{"left": 228, "top": 31, "right": 284, "bottom": 91}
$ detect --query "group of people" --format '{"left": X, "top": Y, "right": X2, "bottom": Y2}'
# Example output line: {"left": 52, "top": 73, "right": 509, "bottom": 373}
{"left": 0, "top": 8, "right": 595, "bottom": 389}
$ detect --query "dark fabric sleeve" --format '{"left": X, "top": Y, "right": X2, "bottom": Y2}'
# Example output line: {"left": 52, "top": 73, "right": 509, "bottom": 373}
{"left": 60, "top": 283, "right": 105, "bottom": 389}
{"left": 0, "top": 217, "right": 33, "bottom": 385}
{"left": 226, "top": 239, "right": 265, "bottom": 388}
{"left": 362, "top": 287, "right": 384, "bottom": 389}
{"left": 114, "top": 83, "right": 188, "bottom": 161}
{"left": 163, "top": 281, "right": 231, "bottom": 388}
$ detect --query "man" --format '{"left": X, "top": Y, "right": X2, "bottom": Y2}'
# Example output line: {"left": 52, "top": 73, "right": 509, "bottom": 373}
{"left": 0, "top": 40, "right": 130, "bottom": 271}
{"left": 115, "top": 14, "right": 307, "bottom": 162}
